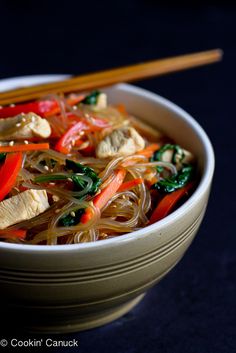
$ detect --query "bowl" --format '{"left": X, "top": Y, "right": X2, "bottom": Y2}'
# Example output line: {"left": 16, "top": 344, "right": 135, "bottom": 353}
{"left": 0, "top": 77, "right": 214, "bottom": 333}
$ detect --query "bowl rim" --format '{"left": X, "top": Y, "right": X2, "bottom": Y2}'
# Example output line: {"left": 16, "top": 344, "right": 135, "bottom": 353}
{"left": 0, "top": 77, "right": 215, "bottom": 253}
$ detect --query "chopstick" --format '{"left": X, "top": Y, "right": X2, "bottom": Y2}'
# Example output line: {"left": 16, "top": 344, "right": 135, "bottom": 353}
{"left": 0, "top": 49, "right": 222, "bottom": 105}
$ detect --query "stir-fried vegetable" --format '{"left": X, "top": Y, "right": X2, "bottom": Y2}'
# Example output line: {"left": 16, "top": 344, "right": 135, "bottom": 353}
{"left": 65, "top": 94, "right": 85, "bottom": 106}
{"left": 54, "top": 116, "right": 110, "bottom": 154}
{"left": 149, "top": 182, "right": 194, "bottom": 224}
{"left": 34, "top": 160, "right": 101, "bottom": 229}
{"left": 92, "top": 168, "right": 126, "bottom": 209}
{"left": 81, "top": 91, "right": 101, "bottom": 105}
{"left": 0, "top": 100, "right": 59, "bottom": 119}
{"left": 0, "top": 143, "right": 49, "bottom": 153}
{"left": 0, "top": 153, "right": 6, "bottom": 162}
{"left": 118, "top": 177, "right": 143, "bottom": 192}
{"left": 0, "top": 95, "right": 88, "bottom": 120}
{"left": 152, "top": 164, "right": 194, "bottom": 193}
{"left": 35, "top": 174, "right": 71, "bottom": 183}
{"left": 136, "top": 143, "right": 160, "bottom": 158}
{"left": 81, "top": 168, "right": 126, "bottom": 224}
{"left": 59, "top": 209, "right": 85, "bottom": 227}
{"left": 0, "top": 152, "right": 22, "bottom": 201}
{"left": 150, "top": 143, "right": 194, "bottom": 193}
{"left": 66, "top": 159, "right": 101, "bottom": 195}
{"left": 34, "top": 173, "right": 92, "bottom": 194}
{"left": 151, "top": 144, "right": 185, "bottom": 164}
{"left": 0, "top": 229, "right": 27, "bottom": 239}
{"left": 54, "top": 121, "right": 89, "bottom": 154}
{"left": 46, "top": 161, "right": 102, "bottom": 227}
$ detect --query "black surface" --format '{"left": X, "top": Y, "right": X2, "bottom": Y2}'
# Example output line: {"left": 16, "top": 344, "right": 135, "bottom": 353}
{"left": 0, "top": 2, "right": 235, "bottom": 352}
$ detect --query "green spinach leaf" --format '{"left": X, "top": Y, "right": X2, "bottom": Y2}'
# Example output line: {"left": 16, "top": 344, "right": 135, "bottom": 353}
{"left": 0, "top": 153, "right": 6, "bottom": 162}
{"left": 152, "top": 164, "right": 193, "bottom": 193}
{"left": 81, "top": 91, "right": 101, "bottom": 105}
{"left": 151, "top": 144, "right": 185, "bottom": 164}
{"left": 59, "top": 208, "right": 85, "bottom": 227}
{"left": 66, "top": 159, "right": 101, "bottom": 195}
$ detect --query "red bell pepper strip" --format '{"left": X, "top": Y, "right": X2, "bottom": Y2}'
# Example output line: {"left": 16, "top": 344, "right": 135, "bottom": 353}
{"left": 0, "top": 95, "right": 87, "bottom": 119}
{"left": 0, "top": 152, "right": 22, "bottom": 201}
{"left": 54, "top": 121, "right": 89, "bottom": 154}
{"left": 54, "top": 114, "right": 110, "bottom": 154}
{"left": 0, "top": 100, "right": 58, "bottom": 119}
{"left": 0, "top": 229, "right": 27, "bottom": 239}
{"left": 43, "top": 95, "right": 86, "bottom": 118}
{"left": 149, "top": 182, "right": 194, "bottom": 225}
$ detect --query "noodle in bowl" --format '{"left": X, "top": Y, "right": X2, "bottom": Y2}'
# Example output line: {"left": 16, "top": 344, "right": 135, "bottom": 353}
{"left": 0, "top": 78, "right": 214, "bottom": 333}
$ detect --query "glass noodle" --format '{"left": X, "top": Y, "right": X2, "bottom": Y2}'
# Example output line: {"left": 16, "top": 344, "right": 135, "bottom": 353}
{"left": 0, "top": 91, "right": 195, "bottom": 245}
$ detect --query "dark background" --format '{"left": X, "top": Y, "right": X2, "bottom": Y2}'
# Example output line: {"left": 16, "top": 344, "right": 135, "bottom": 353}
{"left": 0, "top": 1, "right": 235, "bottom": 352}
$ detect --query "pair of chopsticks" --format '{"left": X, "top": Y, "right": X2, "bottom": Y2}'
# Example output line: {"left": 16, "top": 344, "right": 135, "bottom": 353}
{"left": 0, "top": 49, "right": 222, "bottom": 106}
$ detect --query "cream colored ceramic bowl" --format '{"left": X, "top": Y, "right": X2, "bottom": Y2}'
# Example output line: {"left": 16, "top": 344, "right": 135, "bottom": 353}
{"left": 0, "top": 77, "right": 214, "bottom": 333}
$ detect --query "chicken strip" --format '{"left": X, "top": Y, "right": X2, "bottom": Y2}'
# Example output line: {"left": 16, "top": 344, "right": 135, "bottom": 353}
{"left": 96, "top": 126, "right": 145, "bottom": 158}
{"left": 0, "top": 112, "right": 51, "bottom": 140}
{"left": 0, "top": 189, "right": 49, "bottom": 229}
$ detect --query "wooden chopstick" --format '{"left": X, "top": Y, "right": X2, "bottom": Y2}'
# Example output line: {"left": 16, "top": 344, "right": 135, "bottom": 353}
{"left": 0, "top": 49, "right": 222, "bottom": 105}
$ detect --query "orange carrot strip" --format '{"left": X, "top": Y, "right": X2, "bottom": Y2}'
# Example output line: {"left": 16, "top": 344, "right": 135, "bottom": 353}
{"left": 93, "top": 168, "right": 127, "bottom": 209}
{"left": 66, "top": 94, "right": 85, "bottom": 106}
{"left": 117, "top": 177, "right": 143, "bottom": 192}
{"left": 145, "top": 176, "right": 158, "bottom": 187}
{"left": 149, "top": 182, "right": 194, "bottom": 225}
{"left": 144, "top": 168, "right": 158, "bottom": 187}
{"left": 136, "top": 143, "right": 160, "bottom": 158}
{"left": 115, "top": 104, "right": 128, "bottom": 115}
{"left": 0, "top": 143, "right": 49, "bottom": 153}
{"left": 121, "top": 144, "right": 160, "bottom": 168}
{"left": 81, "top": 168, "right": 127, "bottom": 224}
{"left": 121, "top": 156, "right": 148, "bottom": 168}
